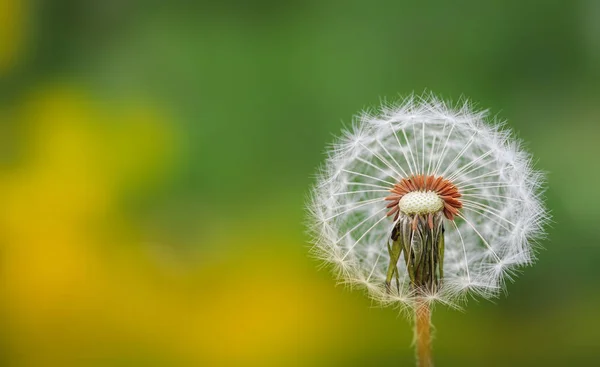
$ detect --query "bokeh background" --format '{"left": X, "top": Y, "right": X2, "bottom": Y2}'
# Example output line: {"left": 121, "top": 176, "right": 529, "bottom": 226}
{"left": 1, "top": 1, "right": 599, "bottom": 366}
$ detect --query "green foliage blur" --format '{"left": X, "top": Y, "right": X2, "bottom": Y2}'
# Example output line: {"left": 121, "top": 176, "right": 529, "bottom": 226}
{"left": 1, "top": 1, "right": 599, "bottom": 366}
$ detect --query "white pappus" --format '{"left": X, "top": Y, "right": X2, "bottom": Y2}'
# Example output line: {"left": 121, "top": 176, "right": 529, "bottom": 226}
{"left": 306, "top": 94, "right": 549, "bottom": 311}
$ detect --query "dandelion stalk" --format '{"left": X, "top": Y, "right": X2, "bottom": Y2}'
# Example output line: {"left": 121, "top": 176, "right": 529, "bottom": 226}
{"left": 415, "top": 300, "right": 432, "bottom": 367}
{"left": 307, "top": 94, "right": 548, "bottom": 366}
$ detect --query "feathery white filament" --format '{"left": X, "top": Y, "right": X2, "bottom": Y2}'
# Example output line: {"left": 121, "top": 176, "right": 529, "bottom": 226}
{"left": 306, "top": 94, "right": 549, "bottom": 309}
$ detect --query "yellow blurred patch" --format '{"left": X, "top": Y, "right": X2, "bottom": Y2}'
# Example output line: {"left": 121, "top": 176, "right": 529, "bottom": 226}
{"left": 0, "top": 86, "right": 367, "bottom": 366}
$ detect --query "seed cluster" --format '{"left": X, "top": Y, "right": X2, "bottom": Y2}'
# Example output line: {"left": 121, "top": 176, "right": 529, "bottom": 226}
{"left": 385, "top": 174, "right": 463, "bottom": 221}
{"left": 398, "top": 191, "right": 444, "bottom": 215}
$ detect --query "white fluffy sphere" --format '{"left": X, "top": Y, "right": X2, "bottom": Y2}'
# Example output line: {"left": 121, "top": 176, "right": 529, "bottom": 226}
{"left": 306, "top": 95, "right": 549, "bottom": 308}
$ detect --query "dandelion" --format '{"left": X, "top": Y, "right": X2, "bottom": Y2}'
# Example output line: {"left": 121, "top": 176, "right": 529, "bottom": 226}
{"left": 306, "top": 94, "right": 548, "bottom": 366}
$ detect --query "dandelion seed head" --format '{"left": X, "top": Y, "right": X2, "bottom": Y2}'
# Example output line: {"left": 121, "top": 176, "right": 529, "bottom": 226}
{"left": 306, "top": 94, "right": 549, "bottom": 308}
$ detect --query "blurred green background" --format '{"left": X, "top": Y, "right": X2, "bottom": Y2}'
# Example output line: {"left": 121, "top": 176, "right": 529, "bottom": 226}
{"left": 1, "top": 0, "right": 599, "bottom": 366}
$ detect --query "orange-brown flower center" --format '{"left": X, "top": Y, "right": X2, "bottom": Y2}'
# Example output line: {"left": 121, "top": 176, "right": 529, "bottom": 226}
{"left": 385, "top": 174, "right": 462, "bottom": 221}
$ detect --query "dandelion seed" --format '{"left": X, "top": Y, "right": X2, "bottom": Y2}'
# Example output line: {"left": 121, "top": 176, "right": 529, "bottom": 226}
{"left": 306, "top": 94, "right": 549, "bottom": 367}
